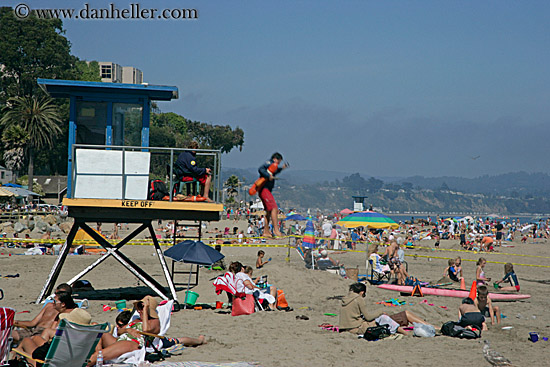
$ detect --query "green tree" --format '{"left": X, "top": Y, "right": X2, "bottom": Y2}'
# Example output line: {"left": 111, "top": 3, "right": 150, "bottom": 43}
{"left": 74, "top": 60, "right": 101, "bottom": 82}
{"left": 342, "top": 173, "right": 366, "bottom": 190}
{"left": 186, "top": 120, "right": 244, "bottom": 153}
{"left": 0, "top": 7, "right": 77, "bottom": 102}
{"left": 1, "top": 124, "right": 28, "bottom": 181}
{"left": 366, "top": 177, "right": 384, "bottom": 193}
{"left": 224, "top": 175, "right": 240, "bottom": 203}
{"left": 1, "top": 96, "right": 62, "bottom": 191}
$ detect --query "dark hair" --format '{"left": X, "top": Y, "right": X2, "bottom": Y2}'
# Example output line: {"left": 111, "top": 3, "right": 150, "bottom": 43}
{"left": 244, "top": 265, "right": 253, "bottom": 274}
{"left": 229, "top": 261, "right": 243, "bottom": 274}
{"left": 188, "top": 141, "right": 199, "bottom": 149}
{"left": 56, "top": 291, "right": 77, "bottom": 309}
{"left": 257, "top": 250, "right": 265, "bottom": 256}
{"left": 349, "top": 282, "right": 366, "bottom": 294}
{"left": 116, "top": 310, "right": 133, "bottom": 326}
{"left": 462, "top": 297, "right": 474, "bottom": 304}
{"left": 56, "top": 283, "right": 72, "bottom": 295}
{"left": 215, "top": 245, "right": 222, "bottom": 252}
{"left": 271, "top": 152, "right": 283, "bottom": 161}
{"left": 504, "top": 263, "right": 514, "bottom": 274}
{"left": 477, "top": 285, "right": 488, "bottom": 296}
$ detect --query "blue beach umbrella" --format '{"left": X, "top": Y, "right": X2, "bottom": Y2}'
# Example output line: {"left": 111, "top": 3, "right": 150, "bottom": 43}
{"left": 285, "top": 214, "right": 307, "bottom": 221}
{"left": 164, "top": 240, "right": 224, "bottom": 265}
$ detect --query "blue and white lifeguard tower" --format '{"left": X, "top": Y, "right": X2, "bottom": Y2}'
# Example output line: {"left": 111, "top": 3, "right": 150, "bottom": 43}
{"left": 35, "top": 79, "right": 223, "bottom": 304}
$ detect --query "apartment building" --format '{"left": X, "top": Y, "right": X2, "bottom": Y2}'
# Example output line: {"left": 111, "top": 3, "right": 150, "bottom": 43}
{"left": 99, "top": 62, "right": 143, "bottom": 84}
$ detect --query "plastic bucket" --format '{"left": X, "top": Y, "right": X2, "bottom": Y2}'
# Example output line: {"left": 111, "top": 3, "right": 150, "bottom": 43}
{"left": 184, "top": 291, "right": 199, "bottom": 306}
{"left": 115, "top": 300, "right": 127, "bottom": 309}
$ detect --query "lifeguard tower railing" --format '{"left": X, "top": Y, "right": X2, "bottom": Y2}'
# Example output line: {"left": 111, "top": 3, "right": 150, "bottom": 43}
{"left": 69, "top": 144, "right": 222, "bottom": 202}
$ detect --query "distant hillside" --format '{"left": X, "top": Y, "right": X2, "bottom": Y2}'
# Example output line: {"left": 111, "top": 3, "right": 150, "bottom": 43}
{"left": 220, "top": 168, "right": 550, "bottom": 215}
{"left": 397, "top": 172, "right": 550, "bottom": 197}
{"left": 222, "top": 167, "right": 352, "bottom": 185}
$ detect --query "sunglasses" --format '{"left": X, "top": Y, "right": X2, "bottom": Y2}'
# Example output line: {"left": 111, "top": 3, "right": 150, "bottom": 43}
{"left": 117, "top": 322, "right": 126, "bottom": 327}
{"left": 136, "top": 302, "right": 144, "bottom": 310}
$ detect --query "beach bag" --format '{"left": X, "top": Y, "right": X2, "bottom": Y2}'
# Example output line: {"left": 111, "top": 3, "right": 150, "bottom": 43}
{"left": 441, "top": 321, "right": 481, "bottom": 339}
{"left": 276, "top": 289, "right": 291, "bottom": 311}
{"left": 363, "top": 325, "right": 391, "bottom": 341}
{"left": 149, "top": 179, "right": 168, "bottom": 201}
{"left": 231, "top": 294, "right": 255, "bottom": 316}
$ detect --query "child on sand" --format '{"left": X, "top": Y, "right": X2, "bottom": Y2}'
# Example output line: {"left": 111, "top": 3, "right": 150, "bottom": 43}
{"left": 443, "top": 259, "right": 463, "bottom": 282}
{"left": 256, "top": 250, "right": 270, "bottom": 269}
{"left": 454, "top": 257, "right": 463, "bottom": 278}
{"left": 474, "top": 285, "right": 501, "bottom": 326}
{"left": 494, "top": 263, "right": 520, "bottom": 292}
{"left": 476, "top": 257, "right": 491, "bottom": 286}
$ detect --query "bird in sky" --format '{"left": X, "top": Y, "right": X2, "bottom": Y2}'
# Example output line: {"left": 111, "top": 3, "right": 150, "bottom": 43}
{"left": 469, "top": 155, "right": 481, "bottom": 160}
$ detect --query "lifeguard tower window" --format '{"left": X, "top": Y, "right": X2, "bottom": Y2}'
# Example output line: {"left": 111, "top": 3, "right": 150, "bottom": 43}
{"left": 113, "top": 103, "right": 143, "bottom": 146}
{"left": 76, "top": 101, "right": 108, "bottom": 145}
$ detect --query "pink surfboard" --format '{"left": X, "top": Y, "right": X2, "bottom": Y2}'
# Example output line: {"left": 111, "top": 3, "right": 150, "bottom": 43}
{"left": 377, "top": 284, "right": 530, "bottom": 301}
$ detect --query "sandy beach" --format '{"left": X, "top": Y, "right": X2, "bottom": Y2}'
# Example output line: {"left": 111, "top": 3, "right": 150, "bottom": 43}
{"left": 1, "top": 219, "right": 548, "bottom": 367}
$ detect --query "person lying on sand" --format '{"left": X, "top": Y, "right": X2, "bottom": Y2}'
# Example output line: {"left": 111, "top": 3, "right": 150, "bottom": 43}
{"left": 12, "top": 284, "right": 74, "bottom": 344}
{"left": 14, "top": 291, "right": 78, "bottom": 364}
{"left": 339, "top": 283, "right": 429, "bottom": 336}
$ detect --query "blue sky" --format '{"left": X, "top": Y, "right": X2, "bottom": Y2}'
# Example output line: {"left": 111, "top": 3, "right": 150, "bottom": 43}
{"left": 12, "top": 1, "right": 550, "bottom": 178}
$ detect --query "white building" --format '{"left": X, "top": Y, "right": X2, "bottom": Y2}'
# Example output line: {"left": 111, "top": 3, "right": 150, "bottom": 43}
{"left": 0, "top": 165, "right": 14, "bottom": 185}
{"left": 99, "top": 62, "right": 143, "bottom": 84}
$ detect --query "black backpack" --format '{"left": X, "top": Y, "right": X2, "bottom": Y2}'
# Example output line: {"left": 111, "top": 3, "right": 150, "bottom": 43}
{"left": 441, "top": 321, "right": 481, "bottom": 339}
{"left": 149, "top": 180, "right": 168, "bottom": 201}
{"left": 363, "top": 324, "right": 391, "bottom": 341}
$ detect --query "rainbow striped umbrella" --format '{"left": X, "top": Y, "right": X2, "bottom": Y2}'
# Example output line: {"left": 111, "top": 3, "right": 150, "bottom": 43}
{"left": 302, "top": 219, "right": 316, "bottom": 248}
{"left": 336, "top": 211, "right": 399, "bottom": 229}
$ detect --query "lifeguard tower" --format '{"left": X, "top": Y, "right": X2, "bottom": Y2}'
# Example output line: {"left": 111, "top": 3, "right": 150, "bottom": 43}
{"left": 352, "top": 195, "right": 369, "bottom": 212}
{"left": 35, "top": 79, "right": 223, "bottom": 304}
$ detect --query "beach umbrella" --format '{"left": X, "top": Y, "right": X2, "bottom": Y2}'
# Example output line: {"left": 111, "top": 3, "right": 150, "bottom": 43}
{"left": 285, "top": 213, "right": 307, "bottom": 221}
{"left": 336, "top": 211, "right": 399, "bottom": 229}
{"left": 0, "top": 187, "right": 15, "bottom": 197}
{"left": 301, "top": 218, "right": 317, "bottom": 269}
{"left": 164, "top": 240, "right": 224, "bottom": 265}
{"left": 340, "top": 208, "right": 353, "bottom": 215}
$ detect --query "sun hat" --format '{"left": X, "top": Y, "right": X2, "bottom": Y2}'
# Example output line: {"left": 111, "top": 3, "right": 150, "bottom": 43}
{"left": 133, "top": 295, "right": 159, "bottom": 318}
{"left": 58, "top": 308, "right": 92, "bottom": 325}
{"left": 320, "top": 250, "right": 328, "bottom": 257}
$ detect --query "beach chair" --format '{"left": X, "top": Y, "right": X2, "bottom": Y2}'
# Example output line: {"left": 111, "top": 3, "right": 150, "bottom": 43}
{"left": 15, "top": 319, "right": 108, "bottom": 367}
{"left": 367, "top": 254, "right": 392, "bottom": 284}
{"left": 0, "top": 307, "right": 15, "bottom": 367}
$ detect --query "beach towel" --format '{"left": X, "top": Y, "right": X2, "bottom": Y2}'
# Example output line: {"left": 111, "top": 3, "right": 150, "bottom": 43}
{"left": 0, "top": 307, "right": 16, "bottom": 366}
{"left": 213, "top": 272, "right": 237, "bottom": 295}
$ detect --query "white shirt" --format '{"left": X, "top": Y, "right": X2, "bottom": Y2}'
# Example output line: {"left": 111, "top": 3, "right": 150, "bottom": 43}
{"left": 322, "top": 222, "right": 332, "bottom": 237}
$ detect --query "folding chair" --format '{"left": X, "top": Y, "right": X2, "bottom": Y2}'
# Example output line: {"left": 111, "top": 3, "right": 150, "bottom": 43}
{"left": 0, "top": 307, "right": 15, "bottom": 367}
{"left": 15, "top": 319, "right": 108, "bottom": 367}
{"left": 366, "top": 255, "right": 392, "bottom": 284}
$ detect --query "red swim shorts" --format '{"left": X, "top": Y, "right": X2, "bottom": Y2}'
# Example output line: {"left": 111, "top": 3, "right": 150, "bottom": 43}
{"left": 181, "top": 174, "right": 208, "bottom": 185}
{"left": 259, "top": 188, "right": 277, "bottom": 212}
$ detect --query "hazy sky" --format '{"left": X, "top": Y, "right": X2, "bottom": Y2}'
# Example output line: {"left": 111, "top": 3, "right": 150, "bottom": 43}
{"left": 12, "top": 1, "right": 550, "bottom": 178}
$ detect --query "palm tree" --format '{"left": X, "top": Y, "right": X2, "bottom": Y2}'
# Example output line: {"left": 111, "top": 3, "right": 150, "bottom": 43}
{"left": 1, "top": 96, "right": 62, "bottom": 191}
{"left": 224, "top": 175, "right": 240, "bottom": 204}
{"left": 1, "top": 124, "right": 29, "bottom": 182}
